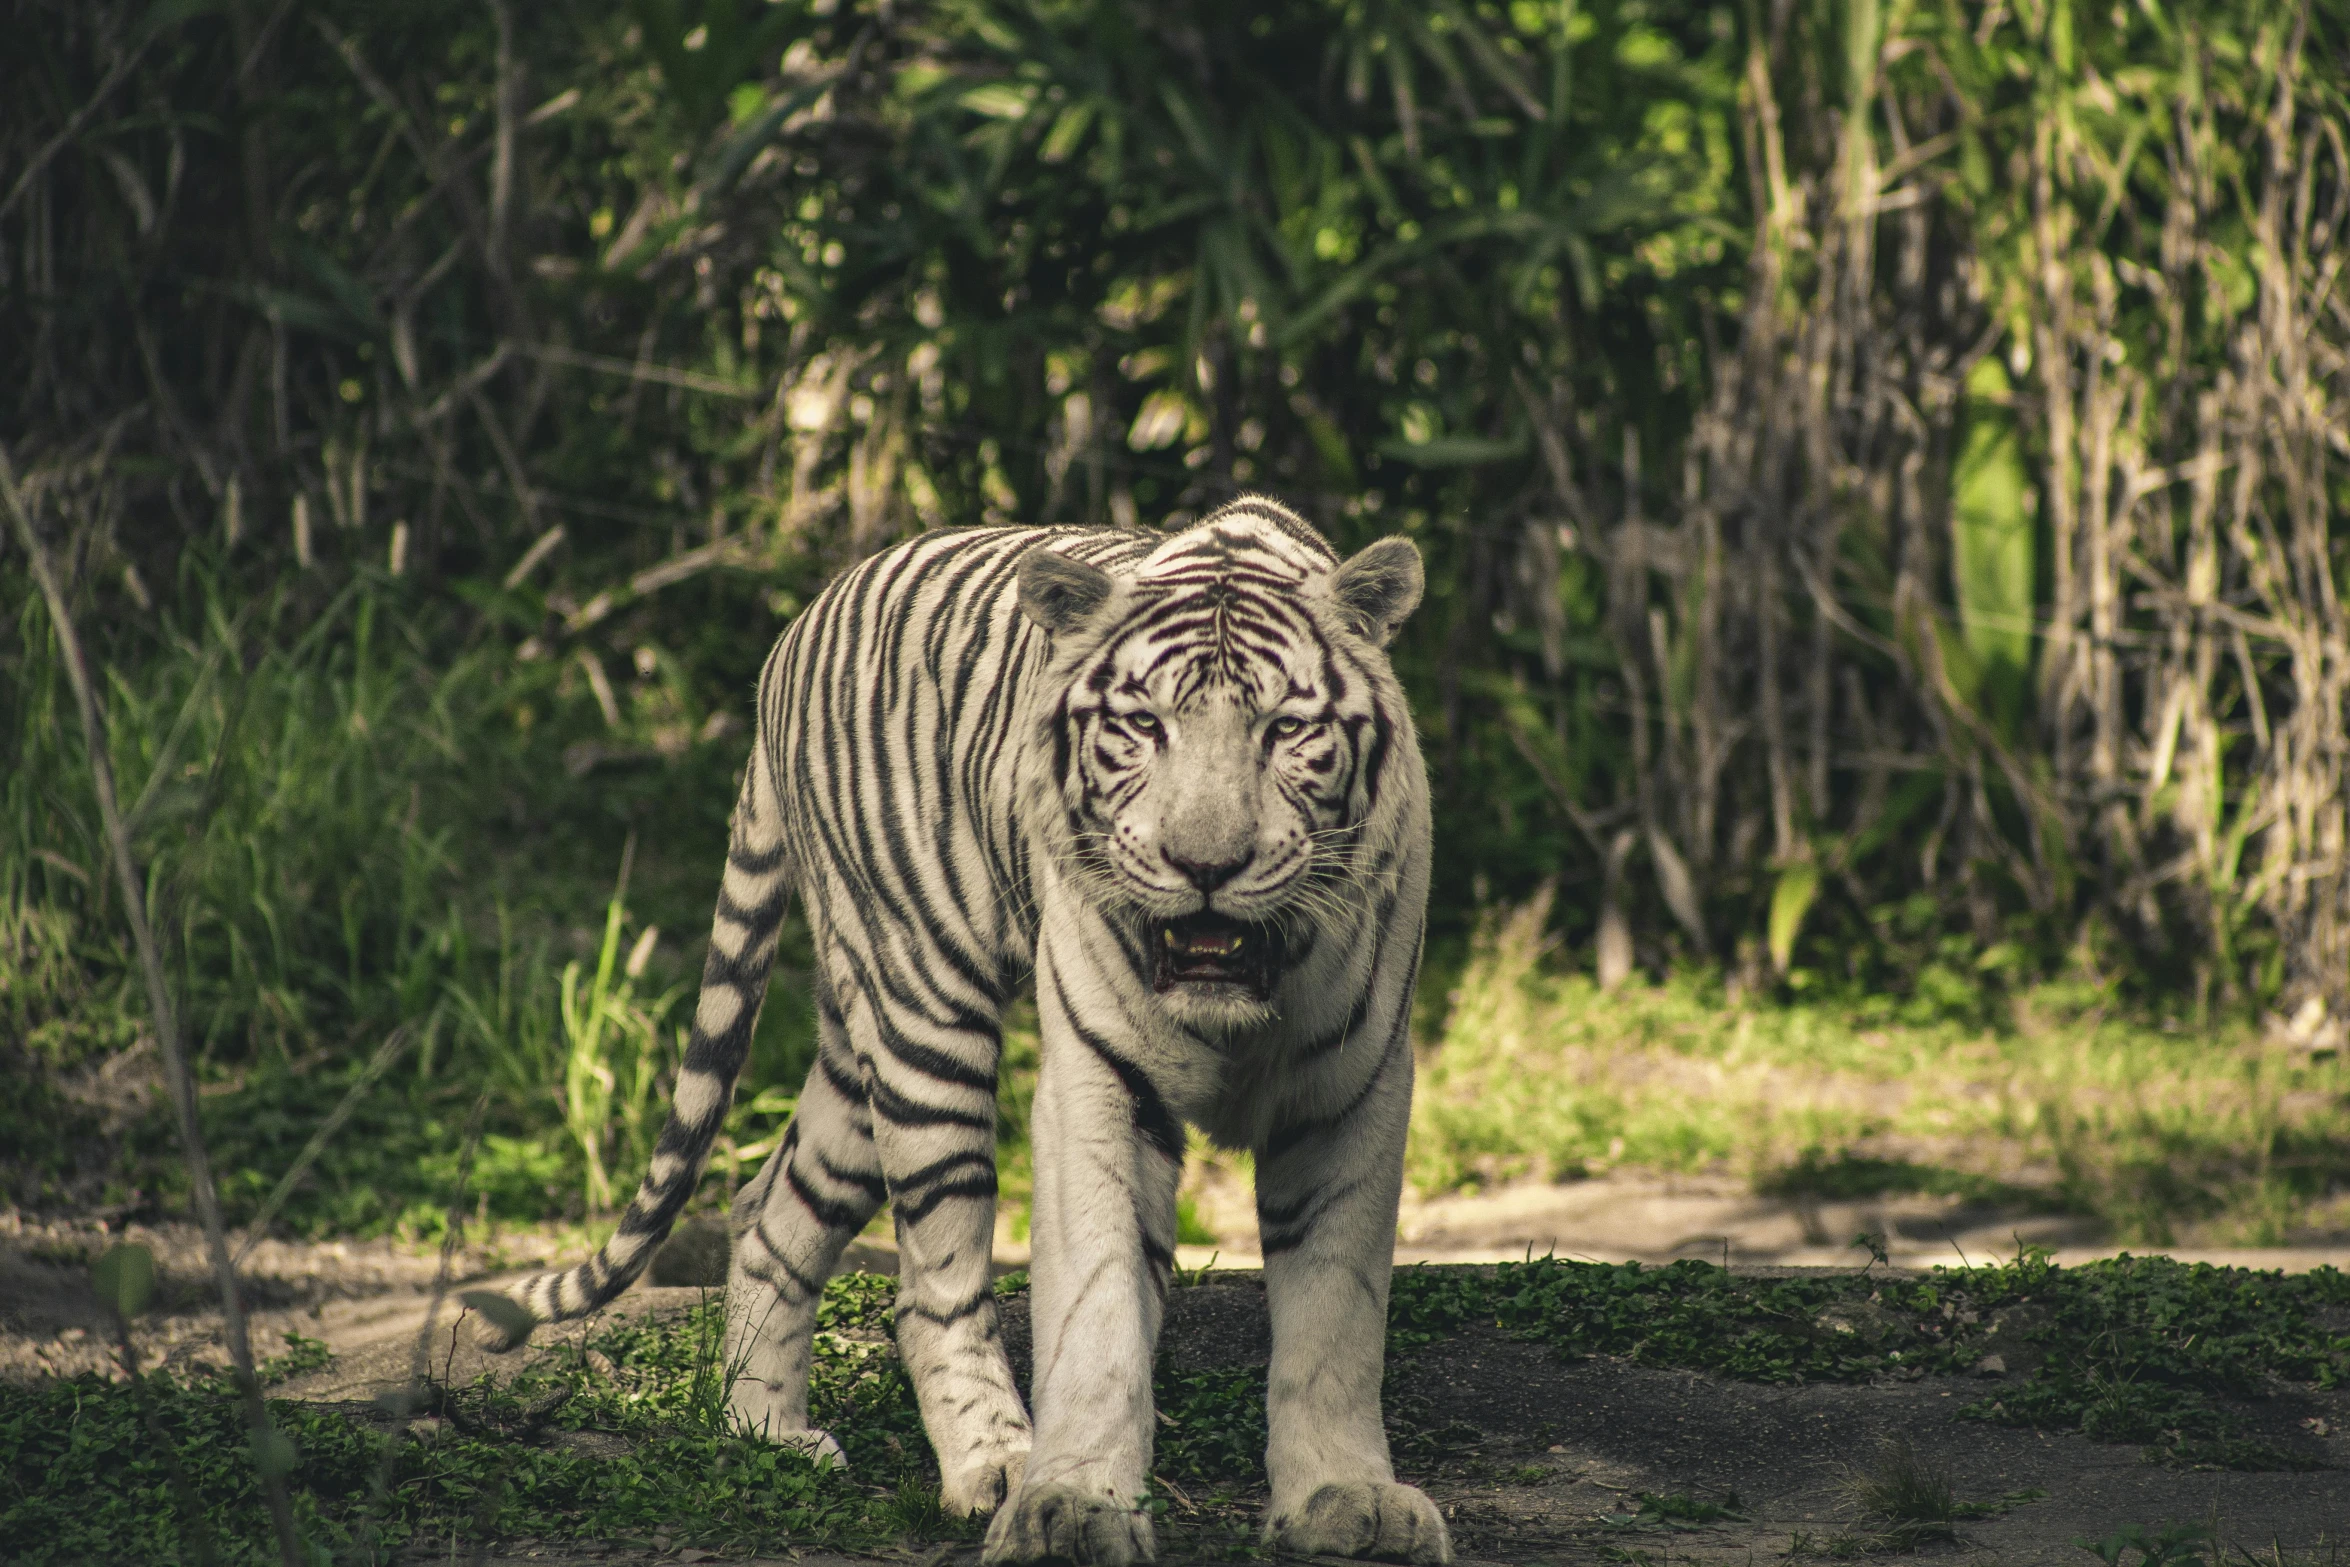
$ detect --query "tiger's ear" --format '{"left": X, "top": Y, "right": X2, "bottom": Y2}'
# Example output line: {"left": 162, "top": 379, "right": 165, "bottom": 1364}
{"left": 1328, "top": 536, "right": 1424, "bottom": 646}
{"left": 1017, "top": 547, "right": 1116, "bottom": 635}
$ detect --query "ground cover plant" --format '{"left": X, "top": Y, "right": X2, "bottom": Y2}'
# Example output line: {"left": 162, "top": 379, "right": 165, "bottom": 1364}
{"left": 0, "top": 1278, "right": 940, "bottom": 1565}
{"left": 1390, "top": 1248, "right": 2350, "bottom": 1470}
{"left": 6, "top": 1249, "right": 2344, "bottom": 1563}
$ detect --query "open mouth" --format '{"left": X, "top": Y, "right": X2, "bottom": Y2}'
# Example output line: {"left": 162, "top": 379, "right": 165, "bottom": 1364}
{"left": 1152, "top": 911, "right": 1281, "bottom": 995}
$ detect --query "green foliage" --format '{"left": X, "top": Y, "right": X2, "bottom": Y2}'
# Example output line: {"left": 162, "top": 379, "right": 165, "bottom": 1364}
{"left": 1601, "top": 1489, "right": 1745, "bottom": 1530}
{"left": 5, "top": 1257, "right": 2341, "bottom": 1561}
{"left": 1948, "top": 358, "right": 2034, "bottom": 732}
{"left": 89, "top": 1241, "right": 155, "bottom": 1321}
{"left": 555, "top": 848, "right": 689, "bottom": 1215}
{"left": 2076, "top": 1522, "right": 2218, "bottom": 1567}
{"left": 0, "top": 1277, "right": 944, "bottom": 1565}
{"left": 1151, "top": 1366, "right": 1268, "bottom": 1484}
{"left": 1841, "top": 1440, "right": 2046, "bottom": 1551}
{"left": 0, "top": 557, "right": 824, "bottom": 1228}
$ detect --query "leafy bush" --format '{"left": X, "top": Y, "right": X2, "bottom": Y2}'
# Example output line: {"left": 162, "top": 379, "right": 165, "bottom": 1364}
{"left": 10, "top": 0, "right": 2350, "bottom": 1232}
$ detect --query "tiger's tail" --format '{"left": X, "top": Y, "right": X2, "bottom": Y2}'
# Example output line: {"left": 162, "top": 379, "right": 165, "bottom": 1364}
{"left": 485, "top": 738, "right": 791, "bottom": 1348}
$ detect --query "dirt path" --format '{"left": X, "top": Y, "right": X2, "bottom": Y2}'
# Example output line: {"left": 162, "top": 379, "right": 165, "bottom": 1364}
{"left": 257, "top": 1278, "right": 2343, "bottom": 1567}
{"left": 12, "top": 1174, "right": 2345, "bottom": 1384}
{"left": 8, "top": 1186, "right": 2346, "bottom": 1564}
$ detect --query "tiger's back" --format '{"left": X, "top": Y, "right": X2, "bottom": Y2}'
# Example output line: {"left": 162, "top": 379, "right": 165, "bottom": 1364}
{"left": 758, "top": 523, "right": 1162, "bottom": 1007}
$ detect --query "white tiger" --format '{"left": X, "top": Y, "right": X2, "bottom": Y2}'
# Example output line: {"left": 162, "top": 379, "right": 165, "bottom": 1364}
{"left": 488, "top": 496, "right": 1446, "bottom": 1565}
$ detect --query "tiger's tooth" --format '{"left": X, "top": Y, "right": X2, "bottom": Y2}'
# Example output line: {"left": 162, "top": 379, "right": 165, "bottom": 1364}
{"left": 1164, "top": 927, "right": 1178, "bottom": 946}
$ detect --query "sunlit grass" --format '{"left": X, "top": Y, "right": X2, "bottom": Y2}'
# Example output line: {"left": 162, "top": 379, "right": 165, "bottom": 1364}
{"left": 0, "top": 563, "right": 810, "bottom": 1237}
{"left": 1411, "top": 900, "right": 2350, "bottom": 1246}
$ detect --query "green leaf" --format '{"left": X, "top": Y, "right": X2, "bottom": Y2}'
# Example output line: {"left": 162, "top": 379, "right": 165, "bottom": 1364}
{"left": 1768, "top": 861, "right": 1821, "bottom": 974}
{"left": 1040, "top": 102, "right": 1095, "bottom": 164}
{"left": 958, "top": 83, "right": 1035, "bottom": 121}
{"left": 700, "top": 75, "right": 841, "bottom": 195}
{"left": 1378, "top": 432, "right": 1528, "bottom": 467}
{"left": 1950, "top": 358, "right": 2034, "bottom": 684}
{"left": 90, "top": 1243, "right": 155, "bottom": 1321}
{"left": 248, "top": 1425, "right": 298, "bottom": 1479}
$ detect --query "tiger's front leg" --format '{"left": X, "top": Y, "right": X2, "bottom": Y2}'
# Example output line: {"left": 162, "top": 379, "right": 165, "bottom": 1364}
{"left": 1254, "top": 1027, "right": 1452, "bottom": 1565}
{"left": 982, "top": 931, "right": 1182, "bottom": 1567}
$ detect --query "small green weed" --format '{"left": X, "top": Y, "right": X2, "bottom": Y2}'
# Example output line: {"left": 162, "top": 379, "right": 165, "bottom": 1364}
{"left": 2077, "top": 1521, "right": 2217, "bottom": 1567}
{"left": 884, "top": 1478, "right": 951, "bottom": 1540}
{"left": 1844, "top": 1439, "right": 1985, "bottom": 1549}
{"left": 1603, "top": 1488, "right": 1745, "bottom": 1530}
{"left": 1152, "top": 1366, "right": 1269, "bottom": 1484}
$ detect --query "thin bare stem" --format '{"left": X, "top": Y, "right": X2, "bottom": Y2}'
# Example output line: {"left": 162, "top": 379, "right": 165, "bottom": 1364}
{"left": 0, "top": 445, "right": 307, "bottom": 1567}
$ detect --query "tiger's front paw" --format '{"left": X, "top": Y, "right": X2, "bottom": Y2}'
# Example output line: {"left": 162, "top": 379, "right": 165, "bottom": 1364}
{"left": 940, "top": 1433, "right": 1029, "bottom": 1517}
{"left": 980, "top": 1481, "right": 1155, "bottom": 1565}
{"left": 1265, "top": 1482, "right": 1452, "bottom": 1564}
{"left": 727, "top": 1381, "right": 845, "bottom": 1469}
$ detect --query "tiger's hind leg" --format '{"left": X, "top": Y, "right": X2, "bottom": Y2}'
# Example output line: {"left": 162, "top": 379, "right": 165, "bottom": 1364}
{"left": 851, "top": 995, "right": 1033, "bottom": 1518}
{"left": 722, "top": 997, "right": 887, "bottom": 1460}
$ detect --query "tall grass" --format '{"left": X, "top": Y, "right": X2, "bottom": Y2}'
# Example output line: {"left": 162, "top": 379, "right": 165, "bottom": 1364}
{"left": 1414, "top": 896, "right": 2350, "bottom": 1246}
{"left": 6, "top": 569, "right": 487, "bottom": 1064}
{"left": 553, "top": 845, "right": 688, "bottom": 1216}
{"left": 0, "top": 554, "right": 807, "bottom": 1231}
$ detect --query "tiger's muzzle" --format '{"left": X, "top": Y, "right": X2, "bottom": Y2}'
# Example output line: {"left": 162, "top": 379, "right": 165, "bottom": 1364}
{"left": 1152, "top": 910, "right": 1286, "bottom": 998}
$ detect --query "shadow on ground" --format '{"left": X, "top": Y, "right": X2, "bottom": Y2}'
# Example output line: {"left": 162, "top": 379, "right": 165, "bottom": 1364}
{"left": 244, "top": 1274, "right": 2349, "bottom": 1567}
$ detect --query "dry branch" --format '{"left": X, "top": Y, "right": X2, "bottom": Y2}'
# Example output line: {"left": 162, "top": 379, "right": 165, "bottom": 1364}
{"left": 0, "top": 446, "right": 307, "bottom": 1567}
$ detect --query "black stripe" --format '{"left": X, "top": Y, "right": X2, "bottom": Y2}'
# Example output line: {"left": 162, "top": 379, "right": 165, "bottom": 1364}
{"left": 743, "top": 1222, "right": 828, "bottom": 1296}
{"left": 1257, "top": 1175, "right": 1365, "bottom": 1256}
{"left": 864, "top": 1067, "right": 994, "bottom": 1131}
{"left": 786, "top": 1157, "right": 874, "bottom": 1231}
{"left": 817, "top": 1038, "right": 869, "bottom": 1107}
{"left": 895, "top": 1169, "right": 999, "bottom": 1226}
{"left": 816, "top": 1151, "right": 889, "bottom": 1204}
{"left": 1261, "top": 1027, "right": 1404, "bottom": 1164}
{"left": 728, "top": 838, "right": 787, "bottom": 876}
{"left": 1071, "top": 1017, "right": 1184, "bottom": 1163}
{"left": 875, "top": 1025, "right": 999, "bottom": 1095}
{"left": 898, "top": 1285, "right": 996, "bottom": 1327}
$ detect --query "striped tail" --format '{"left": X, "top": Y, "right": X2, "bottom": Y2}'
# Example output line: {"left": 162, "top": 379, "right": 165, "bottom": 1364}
{"left": 486, "top": 741, "right": 792, "bottom": 1349}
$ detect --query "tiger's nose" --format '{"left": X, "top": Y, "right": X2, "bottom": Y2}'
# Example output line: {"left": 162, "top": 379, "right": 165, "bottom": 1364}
{"left": 1166, "top": 850, "right": 1252, "bottom": 892}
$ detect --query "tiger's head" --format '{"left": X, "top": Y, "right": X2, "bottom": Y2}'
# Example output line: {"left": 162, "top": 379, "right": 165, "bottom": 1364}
{"left": 1018, "top": 498, "right": 1423, "bottom": 1030}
